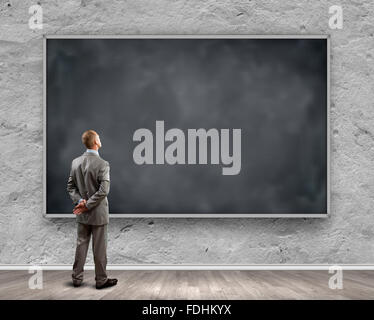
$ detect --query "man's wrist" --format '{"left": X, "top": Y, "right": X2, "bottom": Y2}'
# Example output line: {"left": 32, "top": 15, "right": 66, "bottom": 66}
{"left": 85, "top": 201, "right": 92, "bottom": 210}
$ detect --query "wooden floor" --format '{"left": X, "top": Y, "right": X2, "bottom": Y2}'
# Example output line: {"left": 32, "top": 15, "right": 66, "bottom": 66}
{"left": 0, "top": 270, "right": 373, "bottom": 300}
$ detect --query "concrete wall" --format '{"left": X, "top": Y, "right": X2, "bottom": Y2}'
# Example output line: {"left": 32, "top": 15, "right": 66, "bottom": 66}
{"left": 1, "top": 0, "right": 373, "bottom": 265}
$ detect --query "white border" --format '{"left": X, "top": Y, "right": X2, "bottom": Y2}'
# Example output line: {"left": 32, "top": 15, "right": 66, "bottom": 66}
{"left": 1, "top": 264, "right": 373, "bottom": 271}
{"left": 43, "top": 35, "right": 330, "bottom": 219}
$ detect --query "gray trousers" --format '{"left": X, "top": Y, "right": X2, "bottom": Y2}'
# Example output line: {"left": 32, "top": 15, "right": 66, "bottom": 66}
{"left": 72, "top": 223, "right": 108, "bottom": 286}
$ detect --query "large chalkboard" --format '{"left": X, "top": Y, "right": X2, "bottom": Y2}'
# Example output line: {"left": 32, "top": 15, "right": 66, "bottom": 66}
{"left": 45, "top": 36, "right": 328, "bottom": 217}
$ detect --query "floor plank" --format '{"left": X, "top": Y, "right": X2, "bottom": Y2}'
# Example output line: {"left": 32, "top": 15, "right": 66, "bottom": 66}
{"left": 0, "top": 270, "right": 373, "bottom": 300}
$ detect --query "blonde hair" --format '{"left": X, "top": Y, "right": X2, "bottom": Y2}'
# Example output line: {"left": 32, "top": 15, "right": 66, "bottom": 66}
{"left": 81, "top": 130, "right": 98, "bottom": 149}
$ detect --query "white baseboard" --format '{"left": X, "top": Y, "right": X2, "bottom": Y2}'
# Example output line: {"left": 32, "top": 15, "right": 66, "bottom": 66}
{"left": 0, "top": 264, "right": 374, "bottom": 271}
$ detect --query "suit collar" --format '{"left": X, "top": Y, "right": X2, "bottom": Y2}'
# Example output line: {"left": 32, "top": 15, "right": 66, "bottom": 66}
{"left": 83, "top": 151, "right": 100, "bottom": 157}
{"left": 86, "top": 148, "right": 99, "bottom": 155}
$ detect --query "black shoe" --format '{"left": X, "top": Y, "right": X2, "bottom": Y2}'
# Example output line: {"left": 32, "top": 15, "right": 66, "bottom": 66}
{"left": 73, "top": 281, "right": 82, "bottom": 287}
{"left": 96, "top": 278, "right": 118, "bottom": 290}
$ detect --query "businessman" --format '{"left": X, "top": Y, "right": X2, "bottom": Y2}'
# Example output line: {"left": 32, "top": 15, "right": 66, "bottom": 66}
{"left": 67, "top": 130, "right": 118, "bottom": 289}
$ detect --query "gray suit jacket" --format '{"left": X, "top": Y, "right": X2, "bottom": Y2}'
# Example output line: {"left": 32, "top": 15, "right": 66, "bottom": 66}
{"left": 67, "top": 151, "right": 110, "bottom": 225}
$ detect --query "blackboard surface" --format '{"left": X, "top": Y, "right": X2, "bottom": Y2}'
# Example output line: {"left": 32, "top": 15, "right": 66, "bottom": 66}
{"left": 46, "top": 38, "right": 327, "bottom": 215}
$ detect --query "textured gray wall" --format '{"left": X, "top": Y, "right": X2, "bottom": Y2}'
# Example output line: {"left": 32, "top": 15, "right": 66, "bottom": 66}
{"left": 0, "top": 0, "right": 373, "bottom": 265}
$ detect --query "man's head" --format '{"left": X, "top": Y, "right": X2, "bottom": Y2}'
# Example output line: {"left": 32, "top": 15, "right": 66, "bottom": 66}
{"left": 81, "top": 130, "right": 102, "bottom": 150}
